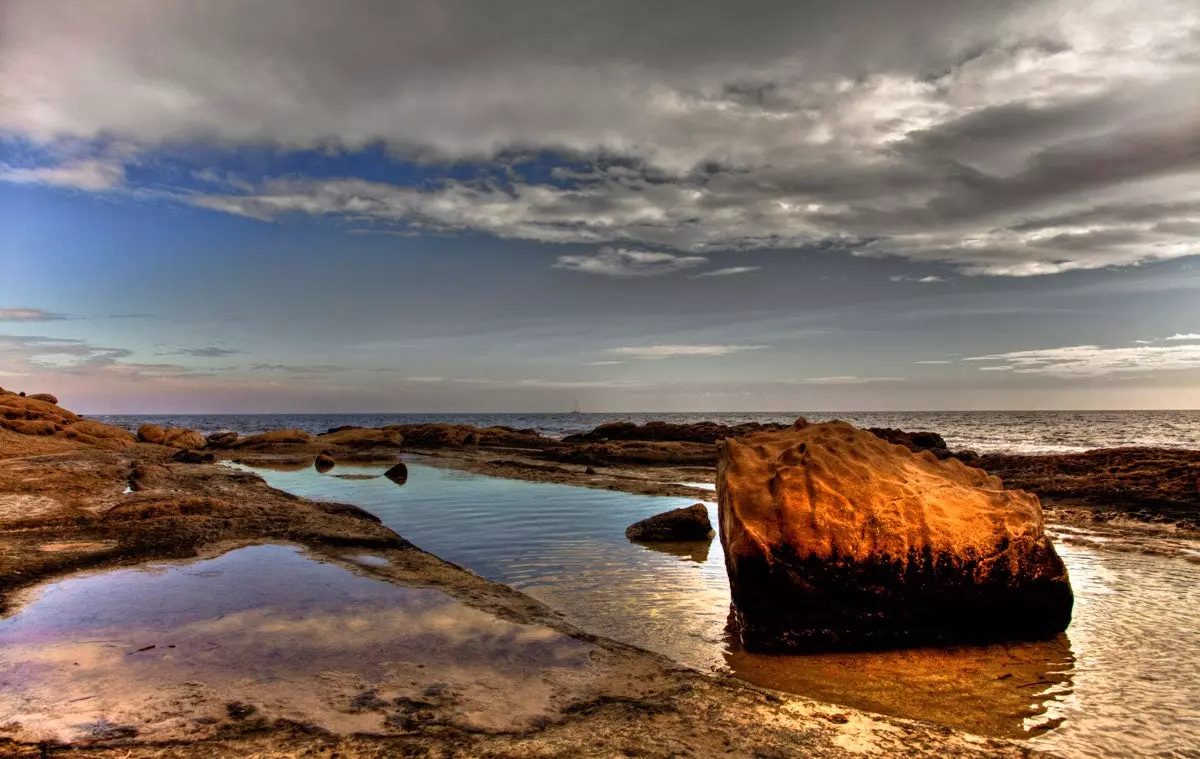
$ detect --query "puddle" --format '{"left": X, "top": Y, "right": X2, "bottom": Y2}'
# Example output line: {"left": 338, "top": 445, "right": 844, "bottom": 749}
{"left": 0, "top": 544, "right": 600, "bottom": 745}
{"left": 249, "top": 461, "right": 1200, "bottom": 757}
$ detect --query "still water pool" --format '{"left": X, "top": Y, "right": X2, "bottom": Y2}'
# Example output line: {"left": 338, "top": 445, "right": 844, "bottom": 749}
{"left": 249, "top": 461, "right": 1198, "bottom": 757}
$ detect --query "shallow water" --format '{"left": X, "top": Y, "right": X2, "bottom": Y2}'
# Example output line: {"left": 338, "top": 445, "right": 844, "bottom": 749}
{"left": 0, "top": 544, "right": 598, "bottom": 743}
{"left": 252, "top": 460, "right": 1200, "bottom": 757}
{"left": 99, "top": 409, "right": 1200, "bottom": 454}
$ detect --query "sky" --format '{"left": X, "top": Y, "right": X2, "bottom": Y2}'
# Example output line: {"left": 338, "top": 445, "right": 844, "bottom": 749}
{"left": 1, "top": 0, "right": 1198, "bottom": 413}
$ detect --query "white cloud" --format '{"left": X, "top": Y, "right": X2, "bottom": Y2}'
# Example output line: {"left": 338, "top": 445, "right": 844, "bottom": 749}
{"left": 690, "top": 266, "right": 762, "bottom": 278}
{"left": 914, "top": 360, "right": 953, "bottom": 364}
{"left": 1165, "top": 333, "right": 1200, "bottom": 341}
{"left": 605, "top": 344, "right": 768, "bottom": 359}
{"left": 965, "top": 343, "right": 1200, "bottom": 376}
{"left": 4, "top": 0, "right": 1200, "bottom": 275}
{"left": 553, "top": 248, "right": 708, "bottom": 277}
{"left": 0, "top": 308, "right": 66, "bottom": 322}
{"left": 0, "top": 159, "right": 124, "bottom": 191}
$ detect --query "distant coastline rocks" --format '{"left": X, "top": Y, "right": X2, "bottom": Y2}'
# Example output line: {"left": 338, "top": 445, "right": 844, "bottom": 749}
{"left": 718, "top": 421, "right": 1073, "bottom": 652}
{"left": 206, "top": 431, "right": 239, "bottom": 448}
{"left": 626, "top": 503, "right": 714, "bottom": 542}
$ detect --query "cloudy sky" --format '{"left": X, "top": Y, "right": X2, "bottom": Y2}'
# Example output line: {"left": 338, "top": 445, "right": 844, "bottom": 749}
{"left": 1, "top": 0, "right": 1198, "bottom": 412}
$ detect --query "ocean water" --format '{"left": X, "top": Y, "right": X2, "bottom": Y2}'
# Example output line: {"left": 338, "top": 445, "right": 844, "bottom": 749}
{"left": 97, "top": 409, "right": 1200, "bottom": 454}
{"left": 246, "top": 461, "right": 1200, "bottom": 758}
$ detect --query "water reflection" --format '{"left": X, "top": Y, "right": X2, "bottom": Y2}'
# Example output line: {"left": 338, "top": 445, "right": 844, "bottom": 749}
{"left": 248, "top": 462, "right": 1200, "bottom": 757}
{"left": 725, "top": 622, "right": 1075, "bottom": 739}
{"left": 0, "top": 545, "right": 600, "bottom": 745}
{"left": 630, "top": 539, "right": 711, "bottom": 564}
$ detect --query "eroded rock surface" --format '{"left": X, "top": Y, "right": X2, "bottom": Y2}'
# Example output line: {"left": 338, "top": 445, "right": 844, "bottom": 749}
{"left": 718, "top": 421, "right": 1073, "bottom": 652}
{"left": 0, "top": 392, "right": 135, "bottom": 450}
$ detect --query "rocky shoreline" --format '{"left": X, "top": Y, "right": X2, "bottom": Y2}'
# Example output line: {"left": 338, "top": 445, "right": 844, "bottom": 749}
{"left": 0, "top": 390, "right": 1053, "bottom": 757}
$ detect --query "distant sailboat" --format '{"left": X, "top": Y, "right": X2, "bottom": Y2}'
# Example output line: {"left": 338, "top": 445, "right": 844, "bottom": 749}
{"left": 568, "top": 399, "right": 582, "bottom": 415}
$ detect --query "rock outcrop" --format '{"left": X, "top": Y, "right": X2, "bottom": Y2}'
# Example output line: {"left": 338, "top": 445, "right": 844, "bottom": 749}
{"left": 206, "top": 430, "right": 239, "bottom": 448}
{"left": 0, "top": 392, "right": 135, "bottom": 449}
{"left": 234, "top": 429, "right": 315, "bottom": 449}
{"left": 979, "top": 447, "right": 1200, "bottom": 529}
{"left": 27, "top": 393, "right": 58, "bottom": 404}
{"left": 137, "top": 423, "right": 167, "bottom": 444}
{"left": 565, "top": 420, "right": 790, "bottom": 445}
{"left": 316, "top": 427, "right": 404, "bottom": 449}
{"left": 626, "top": 503, "right": 714, "bottom": 541}
{"left": 387, "top": 423, "right": 554, "bottom": 449}
{"left": 543, "top": 440, "right": 717, "bottom": 467}
{"left": 163, "top": 427, "right": 207, "bottom": 450}
{"left": 718, "top": 420, "right": 1073, "bottom": 652}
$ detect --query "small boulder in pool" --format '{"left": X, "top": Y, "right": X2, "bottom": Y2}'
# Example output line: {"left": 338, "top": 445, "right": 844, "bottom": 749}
{"left": 384, "top": 461, "right": 409, "bottom": 484}
{"left": 315, "top": 452, "right": 336, "bottom": 472}
{"left": 626, "top": 503, "right": 714, "bottom": 541}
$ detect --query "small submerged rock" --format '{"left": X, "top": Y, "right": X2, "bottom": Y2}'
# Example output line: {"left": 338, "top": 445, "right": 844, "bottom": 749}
{"left": 315, "top": 452, "right": 336, "bottom": 473}
{"left": 384, "top": 461, "right": 409, "bottom": 484}
{"left": 625, "top": 503, "right": 714, "bottom": 541}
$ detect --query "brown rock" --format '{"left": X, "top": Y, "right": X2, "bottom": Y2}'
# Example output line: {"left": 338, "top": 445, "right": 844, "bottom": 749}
{"left": 316, "top": 428, "right": 404, "bottom": 449}
{"left": 27, "top": 393, "right": 59, "bottom": 405}
{"left": 384, "top": 461, "right": 409, "bottom": 484}
{"left": 626, "top": 503, "right": 714, "bottom": 541}
{"left": 718, "top": 421, "right": 1073, "bottom": 652}
{"left": 163, "top": 427, "right": 207, "bottom": 450}
{"left": 315, "top": 452, "right": 336, "bottom": 472}
{"left": 564, "top": 420, "right": 790, "bottom": 445}
{"left": 137, "top": 423, "right": 167, "bottom": 444}
{"left": 60, "top": 420, "right": 137, "bottom": 449}
{"left": 235, "top": 429, "right": 315, "bottom": 449}
{"left": 206, "top": 430, "right": 239, "bottom": 448}
{"left": 544, "top": 440, "right": 716, "bottom": 467}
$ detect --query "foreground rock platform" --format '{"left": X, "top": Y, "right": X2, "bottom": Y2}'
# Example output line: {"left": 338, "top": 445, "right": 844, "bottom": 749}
{"left": 0, "top": 393, "right": 1043, "bottom": 759}
{"left": 718, "top": 421, "right": 1073, "bottom": 652}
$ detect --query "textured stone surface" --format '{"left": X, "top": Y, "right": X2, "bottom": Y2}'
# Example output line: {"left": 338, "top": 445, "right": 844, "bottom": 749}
{"left": 718, "top": 421, "right": 1073, "bottom": 652}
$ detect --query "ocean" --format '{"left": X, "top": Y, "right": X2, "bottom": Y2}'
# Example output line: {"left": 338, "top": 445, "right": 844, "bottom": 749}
{"left": 94, "top": 409, "right": 1200, "bottom": 455}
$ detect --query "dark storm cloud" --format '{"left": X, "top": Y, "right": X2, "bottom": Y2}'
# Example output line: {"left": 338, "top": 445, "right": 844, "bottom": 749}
{"left": 3, "top": 0, "right": 1199, "bottom": 276}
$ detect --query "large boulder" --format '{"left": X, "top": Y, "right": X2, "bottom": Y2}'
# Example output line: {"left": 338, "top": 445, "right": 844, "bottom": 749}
{"left": 626, "top": 503, "right": 714, "bottom": 541}
{"left": 27, "top": 393, "right": 59, "bottom": 405}
{"left": 137, "top": 423, "right": 167, "bottom": 444}
{"left": 718, "top": 420, "right": 1072, "bottom": 652}
{"left": 163, "top": 427, "right": 207, "bottom": 450}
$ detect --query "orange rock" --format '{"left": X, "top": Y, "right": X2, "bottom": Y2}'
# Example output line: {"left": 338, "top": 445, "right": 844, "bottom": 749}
{"left": 316, "top": 428, "right": 404, "bottom": 448}
{"left": 138, "top": 423, "right": 167, "bottom": 444}
{"left": 717, "top": 421, "right": 1072, "bottom": 652}
{"left": 235, "top": 429, "right": 315, "bottom": 448}
{"left": 27, "top": 393, "right": 59, "bottom": 405}
{"left": 163, "top": 427, "right": 207, "bottom": 450}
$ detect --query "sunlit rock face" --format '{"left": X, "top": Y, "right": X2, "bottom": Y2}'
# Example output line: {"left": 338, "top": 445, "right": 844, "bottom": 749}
{"left": 717, "top": 421, "right": 1073, "bottom": 652}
